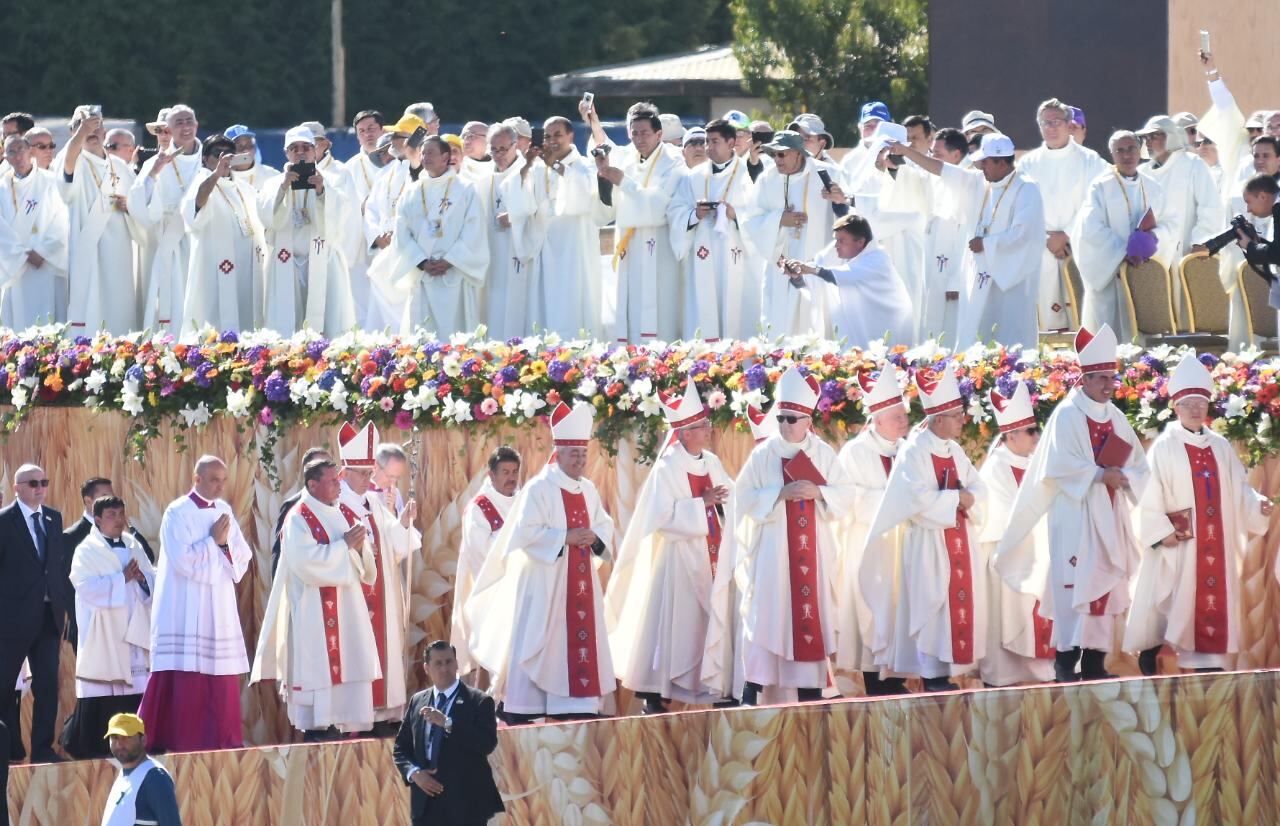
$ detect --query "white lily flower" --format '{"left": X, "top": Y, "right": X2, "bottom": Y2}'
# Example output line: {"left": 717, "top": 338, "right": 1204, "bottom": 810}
{"left": 225, "top": 388, "right": 251, "bottom": 418}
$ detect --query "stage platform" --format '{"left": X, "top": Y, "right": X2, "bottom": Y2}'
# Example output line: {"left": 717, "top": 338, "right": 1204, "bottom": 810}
{"left": 9, "top": 669, "right": 1280, "bottom": 825}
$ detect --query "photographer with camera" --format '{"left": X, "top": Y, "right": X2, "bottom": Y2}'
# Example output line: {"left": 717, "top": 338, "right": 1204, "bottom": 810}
{"left": 257, "top": 125, "right": 356, "bottom": 336}
{"left": 1234, "top": 175, "right": 1280, "bottom": 322}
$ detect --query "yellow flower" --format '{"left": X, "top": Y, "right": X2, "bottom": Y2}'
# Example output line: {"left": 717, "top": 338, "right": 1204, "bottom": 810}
{"left": 148, "top": 391, "right": 158, "bottom": 407}
{"left": 404, "top": 377, "right": 418, "bottom": 389}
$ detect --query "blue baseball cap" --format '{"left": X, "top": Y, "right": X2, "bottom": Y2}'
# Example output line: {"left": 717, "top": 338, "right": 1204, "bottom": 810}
{"left": 859, "top": 101, "right": 891, "bottom": 125}
{"left": 223, "top": 124, "right": 256, "bottom": 141}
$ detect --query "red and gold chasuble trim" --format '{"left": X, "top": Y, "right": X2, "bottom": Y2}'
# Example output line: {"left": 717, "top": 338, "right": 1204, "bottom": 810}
{"left": 1085, "top": 418, "right": 1117, "bottom": 616}
{"left": 1010, "top": 465, "right": 1055, "bottom": 659}
{"left": 297, "top": 502, "right": 361, "bottom": 686}
{"left": 361, "top": 501, "right": 388, "bottom": 707}
{"left": 880, "top": 454, "right": 893, "bottom": 477}
{"left": 932, "top": 454, "right": 974, "bottom": 665}
{"left": 474, "top": 495, "right": 505, "bottom": 532}
{"left": 1185, "top": 444, "right": 1228, "bottom": 654}
{"left": 783, "top": 458, "right": 826, "bottom": 662}
{"left": 686, "top": 473, "right": 722, "bottom": 579}
{"left": 560, "top": 489, "right": 602, "bottom": 697}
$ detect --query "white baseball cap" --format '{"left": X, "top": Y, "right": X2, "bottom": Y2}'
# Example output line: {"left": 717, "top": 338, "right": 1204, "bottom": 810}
{"left": 283, "top": 126, "right": 315, "bottom": 149}
{"left": 970, "top": 132, "right": 1015, "bottom": 161}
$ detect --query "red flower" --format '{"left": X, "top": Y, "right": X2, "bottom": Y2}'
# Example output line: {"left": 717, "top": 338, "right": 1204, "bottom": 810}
{"left": 546, "top": 389, "right": 562, "bottom": 406}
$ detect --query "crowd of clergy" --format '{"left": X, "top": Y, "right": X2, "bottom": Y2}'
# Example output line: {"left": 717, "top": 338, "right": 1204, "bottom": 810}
{"left": 2, "top": 50, "right": 1277, "bottom": 347}
{"left": 13, "top": 318, "right": 1273, "bottom": 761}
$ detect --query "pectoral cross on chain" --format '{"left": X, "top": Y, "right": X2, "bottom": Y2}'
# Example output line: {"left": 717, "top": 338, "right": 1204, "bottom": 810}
{"left": 936, "top": 254, "right": 949, "bottom": 272}
{"left": 976, "top": 271, "right": 992, "bottom": 289}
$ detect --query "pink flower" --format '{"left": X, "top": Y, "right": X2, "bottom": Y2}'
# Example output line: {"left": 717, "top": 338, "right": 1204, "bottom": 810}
{"left": 478, "top": 397, "right": 499, "bottom": 418}
{"left": 258, "top": 407, "right": 275, "bottom": 426}
{"left": 394, "top": 410, "right": 414, "bottom": 430}
{"left": 379, "top": 396, "right": 395, "bottom": 412}
{"left": 706, "top": 390, "right": 727, "bottom": 409}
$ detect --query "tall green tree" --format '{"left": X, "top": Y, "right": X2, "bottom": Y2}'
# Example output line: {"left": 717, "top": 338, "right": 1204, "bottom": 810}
{"left": 731, "top": 0, "right": 928, "bottom": 143}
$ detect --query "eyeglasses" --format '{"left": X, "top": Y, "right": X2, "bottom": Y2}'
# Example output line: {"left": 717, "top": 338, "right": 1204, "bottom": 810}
{"left": 685, "top": 139, "right": 706, "bottom": 147}
{"left": 29, "top": 142, "right": 55, "bottom": 150}
{"left": 775, "top": 414, "right": 809, "bottom": 425}
{"left": 105, "top": 143, "right": 132, "bottom": 151}
{"left": 23, "top": 479, "right": 50, "bottom": 488}
{"left": 1194, "top": 139, "right": 1215, "bottom": 147}
{"left": 1037, "top": 119, "right": 1067, "bottom": 128}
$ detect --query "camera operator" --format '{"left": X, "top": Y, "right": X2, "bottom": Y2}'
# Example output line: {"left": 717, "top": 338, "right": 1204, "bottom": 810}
{"left": 1235, "top": 174, "right": 1280, "bottom": 283}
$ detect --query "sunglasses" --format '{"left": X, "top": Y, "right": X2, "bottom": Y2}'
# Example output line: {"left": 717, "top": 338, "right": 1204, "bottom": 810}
{"left": 1025, "top": 426, "right": 1042, "bottom": 436}
{"left": 23, "top": 479, "right": 50, "bottom": 488}
{"left": 30, "top": 142, "right": 55, "bottom": 150}
{"left": 775, "top": 414, "right": 809, "bottom": 425}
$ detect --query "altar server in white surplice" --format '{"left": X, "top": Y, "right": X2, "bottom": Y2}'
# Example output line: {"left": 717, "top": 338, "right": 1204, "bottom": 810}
{"left": 1125, "top": 354, "right": 1272, "bottom": 675}
{"left": 607, "top": 382, "right": 733, "bottom": 712}
{"left": 867, "top": 363, "right": 987, "bottom": 690}
{"left": 466, "top": 403, "right": 616, "bottom": 722}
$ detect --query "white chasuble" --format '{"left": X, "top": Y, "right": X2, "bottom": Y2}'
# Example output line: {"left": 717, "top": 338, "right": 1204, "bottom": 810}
{"left": 0, "top": 166, "right": 69, "bottom": 327}
{"left": 181, "top": 169, "right": 265, "bottom": 333}
{"left": 60, "top": 151, "right": 142, "bottom": 334}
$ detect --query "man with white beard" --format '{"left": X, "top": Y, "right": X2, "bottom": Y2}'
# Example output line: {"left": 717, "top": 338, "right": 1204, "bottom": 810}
{"left": 0, "top": 135, "right": 69, "bottom": 327}
{"left": 182, "top": 134, "right": 265, "bottom": 333}
{"left": 526, "top": 116, "right": 600, "bottom": 338}
{"left": 142, "top": 105, "right": 203, "bottom": 334}
{"left": 606, "top": 383, "right": 732, "bottom": 712}
{"left": 224, "top": 125, "right": 279, "bottom": 193}
{"left": 1075, "top": 131, "right": 1166, "bottom": 341}
{"left": 1136, "top": 116, "right": 1222, "bottom": 271}
{"left": 667, "top": 118, "right": 756, "bottom": 340}
{"left": 887, "top": 133, "right": 1045, "bottom": 347}
{"left": 587, "top": 101, "right": 684, "bottom": 341}
{"left": 481, "top": 123, "right": 537, "bottom": 340}
{"left": 838, "top": 367, "right": 911, "bottom": 696}
{"left": 1017, "top": 98, "right": 1108, "bottom": 331}
{"left": 744, "top": 131, "right": 848, "bottom": 336}
{"left": 258, "top": 126, "right": 357, "bottom": 335}
{"left": 377, "top": 135, "right": 488, "bottom": 334}
{"left": 60, "top": 106, "right": 143, "bottom": 334}
{"left": 867, "top": 363, "right": 987, "bottom": 691}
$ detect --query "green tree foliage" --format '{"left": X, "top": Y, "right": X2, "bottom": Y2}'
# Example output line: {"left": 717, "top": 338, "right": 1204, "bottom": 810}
{"left": 0, "top": 0, "right": 731, "bottom": 130}
{"left": 731, "top": 0, "right": 928, "bottom": 142}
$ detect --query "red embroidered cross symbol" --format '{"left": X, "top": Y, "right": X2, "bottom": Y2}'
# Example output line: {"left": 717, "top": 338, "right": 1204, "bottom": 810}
{"left": 696, "top": 246, "right": 710, "bottom": 260}
{"left": 277, "top": 248, "right": 292, "bottom": 263}
{"left": 218, "top": 259, "right": 235, "bottom": 274}
{"left": 1051, "top": 302, "right": 1062, "bottom": 313}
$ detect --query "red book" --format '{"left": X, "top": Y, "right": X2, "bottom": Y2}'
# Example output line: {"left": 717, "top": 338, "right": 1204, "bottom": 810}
{"left": 1166, "top": 509, "right": 1194, "bottom": 541}
{"left": 783, "top": 450, "right": 827, "bottom": 486}
{"left": 1138, "top": 208, "right": 1157, "bottom": 232}
{"left": 1095, "top": 433, "right": 1133, "bottom": 469}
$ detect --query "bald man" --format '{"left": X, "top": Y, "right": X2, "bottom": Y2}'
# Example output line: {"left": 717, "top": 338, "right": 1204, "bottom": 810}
{"left": 137, "top": 455, "right": 252, "bottom": 753}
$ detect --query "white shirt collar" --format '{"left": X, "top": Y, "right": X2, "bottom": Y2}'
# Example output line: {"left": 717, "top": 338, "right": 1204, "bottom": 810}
{"left": 432, "top": 679, "right": 461, "bottom": 702}
{"left": 17, "top": 499, "right": 42, "bottom": 521}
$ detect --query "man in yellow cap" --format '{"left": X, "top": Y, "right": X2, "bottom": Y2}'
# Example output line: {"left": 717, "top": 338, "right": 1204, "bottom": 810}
{"left": 100, "top": 713, "right": 182, "bottom": 826}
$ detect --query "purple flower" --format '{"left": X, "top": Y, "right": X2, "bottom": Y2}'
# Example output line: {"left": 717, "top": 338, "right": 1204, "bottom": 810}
{"left": 219, "top": 330, "right": 239, "bottom": 344}
{"left": 995, "top": 373, "right": 1020, "bottom": 398}
{"left": 195, "top": 362, "right": 215, "bottom": 388}
{"left": 745, "top": 364, "right": 767, "bottom": 391}
{"left": 1139, "top": 354, "right": 1164, "bottom": 371}
{"left": 690, "top": 359, "right": 711, "bottom": 379}
{"left": 1198, "top": 353, "right": 1219, "bottom": 368}
{"left": 505, "top": 337, "right": 522, "bottom": 347}
{"left": 125, "top": 365, "right": 145, "bottom": 384}
{"left": 317, "top": 369, "right": 339, "bottom": 391}
{"left": 423, "top": 343, "right": 443, "bottom": 361}
{"left": 245, "top": 345, "right": 267, "bottom": 362}
{"left": 548, "top": 360, "right": 572, "bottom": 383}
{"left": 958, "top": 377, "right": 976, "bottom": 399}
{"left": 0, "top": 369, "right": 8, "bottom": 388}
{"left": 888, "top": 353, "right": 908, "bottom": 368}
{"left": 73, "top": 336, "right": 91, "bottom": 346}
{"left": 18, "top": 354, "right": 37, "bottom": 378}
{"left": 820, "top": 379, "right": 842, "bottom": 403}
{"left": 462, "top": 358, "right": 481, "bottom": 377}
{"left": 160, "top": 380, "right": 177, "bottom": 397}
{"left": 306, "top": 339, "right": 330, "bottom": 361}
{"left": 186, "top": 349, "right": 206, "bottom": 367}
{"left": 360, "top": 375, "right": 374, "bottom": 395}
{"left": 500, "top": 365, "right": 519, "bottom": 385}
{"left": 264, "top": 371, "right": 290, "bottom": 403}
{"left": 394, "top": 410, "right": 414, "bottom": 430}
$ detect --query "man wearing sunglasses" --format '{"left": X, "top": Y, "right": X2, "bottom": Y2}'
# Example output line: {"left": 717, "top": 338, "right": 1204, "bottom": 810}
{"left": 837, "top": 367, "right": 911, "bottom": 697}
{"left": 977, "top": 382, "right": 1054, "bottom": 687}
{"left": 868, "top": 363, "right": 986, "bottom": 692}
{"left": 995, "top": 325, "right": 1149, "bottom": 683}
{"left": 735, "top": 367, "right": 857, "bottom": 706}
{"left": 0, "top": 464, "right": 71, "bottom": 763}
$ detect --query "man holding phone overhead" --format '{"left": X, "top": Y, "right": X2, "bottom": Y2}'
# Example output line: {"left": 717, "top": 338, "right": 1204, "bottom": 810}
{"left": 224, "top": 124, "right": 279, "bottom": 193}
{"left": 141, "top": 105, "right": 203, "bottom": 335}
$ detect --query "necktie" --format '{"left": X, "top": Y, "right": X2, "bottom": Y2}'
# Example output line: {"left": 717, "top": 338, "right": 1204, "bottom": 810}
{"left": 31, "top": 512, "right": 47, "bottom": 562}
{"left": 427, "top": 690, "right": 449, "bottom": 766}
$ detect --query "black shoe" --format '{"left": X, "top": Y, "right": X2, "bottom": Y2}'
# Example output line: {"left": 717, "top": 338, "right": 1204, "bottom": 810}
{"left": 740, "top": 682, "right": 762, "bottom": 707}
{"left": 1079, "top": 649, "right": 1113, "bottom": 681}
{"left": 922, "top": 677, "right": 954, "bottom": 692}
{"left": 1054, "top": 648, "right": 1082, "bottom": 683}
{"left": 796, "top": 688, "right": 825, "bottom": 703}
{"left": 302, "top": 727, "right": 343, "bottom": 743}
{"left": 641, "top": 699, "right": 667, "bottom": 715}
{"left": 1193, "top": 667, "right": 1224, "bottom": 674}
{"left": 29, "top": 750, "right": 66, "bottom": 764}
{"left": 712, "top": 697, "right": 741, "bottom": 708}
{"left": 1138, "top": 646, "right": 1161, "bottom": 677}
{"left": 877, "top": 677, "right": 908, "bottom": 697}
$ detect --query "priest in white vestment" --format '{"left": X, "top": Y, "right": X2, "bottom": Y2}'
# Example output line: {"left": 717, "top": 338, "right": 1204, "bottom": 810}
{"left": 667, "top": 119, "right": 757, "bottom": 340}
{"left": 977, "top": 383, "right": 1055, "bottom": 687}
{"left": 253, "top": 458, "right": 380, "bottom": 736}
{"left": 867, "top": 363, "right": 987, "bottom": 689}
{"left": 224, "top": 124, "right": 280, "bottom": 193}
{"left": 335, "top": 425, "right": 421, "bottom": 727}
{"left": 138, "top": 456, "right": 252, "bottom": 752}
{"left": 343, "top": 110, "right": 391, "bottom": 326}
{"left": 837, "top": 368, "right": 911, "bottom": 696}
{"left": 606, "top": 383, "right": 733, "bottom": 712}
{"left": 59, "top": 107, "right": 144, "bottom": 334}
{"left": 1017, "top": 99, "right": 1109, "bottom": 331}
{"left": 257, "top": 126, "right": 356, "bottom": 336}
{"left": 587, "top": 102, "right": 684, "bottom": 341}
{"left": 364, "top": 116, "right": 428, "bottom": 330}
{"left": 142, "top": 105, "right": 204, "bottom": 334}
{"left": 63, "top": 497, "right": 154, "bottom": 759}
{"left": 524, "top": 117, "right": 601, "bottom": 338}
{"left": 995, "top": 326, "right": 1149, "bottom": 682}
{"left": 1125, "top": 354, "right": 1272, "bottom": 674}
{"left": 0, "top": 136, "right": 68, "bottom": 327}
{"left": 735, "top": 367, "right": 857, "bottom": 705}
{"left": 743, "top": 131, "right": 847, "bottom": 337}
{"left": 785, "top": 212, "right": 914, "bottom": 346}
{"left": 480, "top": 125, "right": 538, "bottom": 340}
{"left": 181, "top": 135, "right": 265, "bottom": 334}
{"left": 887, "top": 133, "right": 1045, "bottom": 348}
{"left": 466, "top": 402, "right": 616, "bottom": 722}
{"left": 375, "top": 135, "right": 488, "bottom": 335}
{"left": 1075, "top": 131, "right": 1166, "bottom": 342}
{"left": 453, "top": 446, "right": 521, "bottom": 684}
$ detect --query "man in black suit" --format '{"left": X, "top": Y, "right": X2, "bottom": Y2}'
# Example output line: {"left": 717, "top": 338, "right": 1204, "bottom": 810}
{"left": 62, "top": 477, "right": 155, "bottom": 654}
{"left": 393, "top": 641, "right": 504, "bottom": 826}
{"left": 271, "top": 447, "right": 331, "bottom": 578}
{"left": 0, "top": 463, "right": 71, "bottom": 763}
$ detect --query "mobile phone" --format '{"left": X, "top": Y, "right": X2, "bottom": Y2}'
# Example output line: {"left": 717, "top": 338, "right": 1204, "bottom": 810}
{"left": 886, "top": 153, "right": 905, "bottom": 166}
{"left": 407, "top": 126, "right": 428, "bottom": 150}
{"left": 531, "top": 127, "right": 545, "bottom": 149}
{"left": 582, "top": 92, "right": 594, "bottom": 108}
{"left": 88, "top": 105, "right": 103, "bottom": 119}
{"left": 699, "top": 201, "right": 720, "bottom": 209}
{"left": 230, "top": 151, "right": 254, "bottom": 167}
{"left": 368, "top": 146, "right": 393, "bottom": 169}
{"left": 290, "top": 161, "right": 317, "bottom": 190}
{"left": 134, "top": 146, "right": 157, "bottom": 173}
{"left": 1200, "top": 29, "right": 1210, "bottom": 54}
{"left": 751, "top": 130, "right": 774, "bottom": 146}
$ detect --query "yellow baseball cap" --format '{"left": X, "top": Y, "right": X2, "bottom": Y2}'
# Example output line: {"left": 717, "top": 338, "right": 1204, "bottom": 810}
{"left": 441, "top": 134, "right": 463, "bottom": 149}
{"left": 384, "top": 115, "right": 427, "bottom": 136}
{"left": 104, "top": 713, "right": 146, "bottom": 739}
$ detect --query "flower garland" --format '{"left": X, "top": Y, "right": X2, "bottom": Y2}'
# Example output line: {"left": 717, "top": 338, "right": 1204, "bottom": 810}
{"left": 2, "top": 324, "right": 1277, "bottom": 484}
